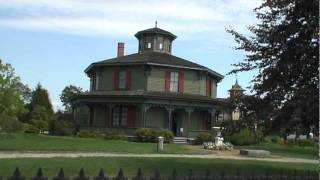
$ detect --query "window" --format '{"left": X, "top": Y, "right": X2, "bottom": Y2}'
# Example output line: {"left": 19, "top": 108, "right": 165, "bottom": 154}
{"left": 119, "top": 70, "right": 126, "bottom": 89}
{"left": 158, "top": 36, "right": 163, "bottom": 50}
{"left": 170, "top": 72, "right": 179, "bottom": 92}
{"left": 147, "top": 42, "right": 152, "bottom": 49}
{"left": 112, "top": 106, "right": 128, "bottom": 127}
{"left": 90, "top": 73, "right": 96, "bottom": 91}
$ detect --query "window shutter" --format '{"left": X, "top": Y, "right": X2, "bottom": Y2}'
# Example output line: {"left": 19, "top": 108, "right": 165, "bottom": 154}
{"left": 165, "top": 71, "right": 171, "bottom": 91}
{"left": 127, "top": 106, "right": 136, "bottom": 128}
{"left": 178, "top": 71, "right": 184, "bottom": 93}
{"left": 206, "top": 76, "right": 211, "bottom": 97}
{"left": 202, "top": 112, "right": 208, "bottom": 130}
{"left": 125, "top": 70, "right": 131, "bottom": 90}
{"left": 113, "top": 68, "right": 120, "bottom": 90}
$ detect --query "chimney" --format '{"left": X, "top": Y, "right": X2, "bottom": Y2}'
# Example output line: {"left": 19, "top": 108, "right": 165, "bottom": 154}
{"left": 117, "top": 42, "right": 125, "bottom": 57}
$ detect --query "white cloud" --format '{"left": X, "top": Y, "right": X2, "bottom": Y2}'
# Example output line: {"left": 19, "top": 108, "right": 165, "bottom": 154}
{"left": 0, "top": 0, "right": 261, "bottom": 36}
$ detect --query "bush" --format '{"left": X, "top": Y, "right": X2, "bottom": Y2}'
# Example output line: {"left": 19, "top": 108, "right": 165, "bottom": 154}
{"left": 287, "top": 139, "right": 316, "bottom": 147}
{"left": 0, "top": 113, "right": 23, "bottom": 133}
{"left": 157, "top": 130, "right": 174, "bottom": 143}
{"left": 135, "top": 128, "right": 157, "bottom": 142}
{"left": 194, "top": 132, "right": 212, "bottom": 145}
{"left": 24, "top": 124, "right": 40, "bottom": 134}
{"left": 77, "top": 130, "right": 102, "bottom": 138}
{"left": 105, "top": 130, "right": 127, "bottom": 140}
{"left": 49, "top": 119, "right": 74, "bottom": 136}
{"left": 228, "top": 128, "right": 256, "bottom": 145}
{"left": 264, "top": 135, "right": 284, "bottom": 144}
{"left": 49, "top": 112, "right": 75, "bottom": 136}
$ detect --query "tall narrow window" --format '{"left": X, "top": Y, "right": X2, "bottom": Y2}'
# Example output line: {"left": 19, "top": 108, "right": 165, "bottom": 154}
{"left": 112, "top": 107, "right": 120, "bottom": 126}
{"left": 112, "top": 106, "right": 128, "bottom": 127}
{"left": 170, "top": 72, "right": 179, "bottom": 92}
{"left": 158, "top": 36, "right": 163, "bottom": 50}
{"left": 147, "top": 42, "right": 152, "bottom": 48}
{"left": 119, "top": 70, "right": 126, "bottom": 89}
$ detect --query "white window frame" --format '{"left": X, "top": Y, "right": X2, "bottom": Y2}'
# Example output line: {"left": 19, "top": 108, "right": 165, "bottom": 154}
{"left": 119, "top": 70, "right": 126, "bottom": 89}
{"left": 170, "top": 72, "right": 179, "bottom": 92}
{"left": 147, "top": 42, "right": 152, "bottom": 49}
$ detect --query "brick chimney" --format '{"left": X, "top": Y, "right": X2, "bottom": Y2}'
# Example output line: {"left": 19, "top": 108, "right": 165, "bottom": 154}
{"left": 117, "top": 42, "right": 125, "bottom": 57}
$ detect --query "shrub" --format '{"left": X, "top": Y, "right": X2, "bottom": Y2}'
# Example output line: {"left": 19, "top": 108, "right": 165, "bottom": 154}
{"left": 157, "top": 130, "right": 174, "bottom": 143}
{"left": 23, "top": 123, "right": 40, "bottom": 134}
{"left": 0, "top": 113, "right": 23, "bottom": 133}
{"left": 135, "top": 128, "right": 157, "bottom": 142}
{"left": 228, "top": 128, "right": 256, "bottom": 145}
{"left": 194, "top": 132, "right": 212, "bottom": 145}
{"left": 287, "top": 139, "right": 316, "bottom": 147}
{"left": 77, "top": 130, "right": 102, "bottom": 138}
{"left": 264, "top": 135, "right": 284, "bottom": 144}
{"left": 105, "top": 130, "right": 127, "bottom": 140}
{"left": 49, "top": 119, "right": 74, "bottom": 136}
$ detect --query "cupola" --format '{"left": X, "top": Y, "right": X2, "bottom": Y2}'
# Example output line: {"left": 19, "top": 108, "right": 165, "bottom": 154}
{"left": 135, "top": 22, "right": 177, "bottom": 54}
{"left": 228, "top": 79, "right": 245, "bottom": 99}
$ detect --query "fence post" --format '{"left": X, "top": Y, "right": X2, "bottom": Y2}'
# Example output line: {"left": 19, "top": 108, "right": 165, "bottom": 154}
{"left": 53, "top": 168, "right": 68, "bottom": 180}
{"left": 7, "top": 167, "right": 25, "bottom": 180}
{"left": 94, "top": 168, "right": 108, "bottom": 180}
{"left": 169, "top": 169, "right": 179, "bottom": 180}
{"left": 74, "top": 168, "right": 89, "bottom": 180}
{"left": 113, "top": 168, "right": 127, "bottom": 180}
{"left": 184, "top": 170, "right": 194, "bottom": 180}
{"left": 32, "top": 168, "right": 48, "bottom": 180}
{"left": 149, "top": 169, "right": 160, "bottom": 180}
{"left": 133, "top": 168, "right": 145, "bottom": 180}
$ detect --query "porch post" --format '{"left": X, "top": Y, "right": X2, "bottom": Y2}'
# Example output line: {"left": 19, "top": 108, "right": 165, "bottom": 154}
{"left": 107, "top": 103, "right": 114, "bottom": 128}
{"left": 186, "top": 108, "right": 194, "bottom": 134}
{"left": 209, "top": 109, "right": 216, "bottom": 129}
{"left": 165, "top": 106, "right": 174, "bottom": 129}
{"left": 141, "top": 104, "right": 150, "bottom": 128}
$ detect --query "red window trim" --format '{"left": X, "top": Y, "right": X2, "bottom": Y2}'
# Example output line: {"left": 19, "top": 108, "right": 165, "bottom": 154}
{"left": 165, "top": 71, "right": 171, "bottom": 91}
{"left": 178, "top": 71, "right": 184, "bottom": 93}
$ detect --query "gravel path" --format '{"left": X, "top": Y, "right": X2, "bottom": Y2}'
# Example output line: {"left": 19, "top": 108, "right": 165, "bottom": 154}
{"left": 0, "top": 151, "right": 317, "bottom": 164}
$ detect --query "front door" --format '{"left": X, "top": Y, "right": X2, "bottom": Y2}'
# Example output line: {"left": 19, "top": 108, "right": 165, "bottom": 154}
{"left": 171, "top": 113, "right": 181, "bottom": 136}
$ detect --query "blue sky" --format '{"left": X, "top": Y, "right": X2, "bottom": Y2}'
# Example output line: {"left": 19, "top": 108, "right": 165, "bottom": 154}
{"left": 0, "top": 0, "right": 260, "bottom": 110}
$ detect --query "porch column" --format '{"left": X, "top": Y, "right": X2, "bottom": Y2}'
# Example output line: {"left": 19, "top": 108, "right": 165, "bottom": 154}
{"left": 107, "top": 104, "right": 114, "bottom": 128}
{"left": 185, "top": 108, "right": 194, "bottom": 134}
{"left": 165, "top": 106, "right": 174, "bottom": 129}
{"left": 141, "top": 104, "right": 150, "bottom": 128}
{"left": 209, "top": 109, "right": 216, "bottom": 129}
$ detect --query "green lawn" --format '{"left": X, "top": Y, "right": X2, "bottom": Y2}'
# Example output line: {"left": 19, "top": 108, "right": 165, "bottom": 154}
{"left": 237, "top": 143, "right": 318, "bottom": 159}
{"left": 0, "top": 133, "right": 208, "bottom": 154}
{"left": 0, "top": 157, "right": 317, "bottom": 178}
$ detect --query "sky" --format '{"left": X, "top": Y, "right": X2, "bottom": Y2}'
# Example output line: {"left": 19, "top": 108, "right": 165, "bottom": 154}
{"left": 0, "top": 0, "right": 261, "bottom": 111}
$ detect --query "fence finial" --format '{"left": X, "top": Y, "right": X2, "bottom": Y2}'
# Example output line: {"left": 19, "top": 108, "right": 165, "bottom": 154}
{"left": 94, "top": 168, "right": 107, "bottom": 180}
{"left": 8, "top": 167, "right": 25, "bottom": 180}
{"left": 74, "top": 168, "right": 89, "bottom": 180}
{"left": 53, "top": 168, "right": 68, "bottom": 180}
{"left": 32, "top": 168, "right": 48, "bottom": 180}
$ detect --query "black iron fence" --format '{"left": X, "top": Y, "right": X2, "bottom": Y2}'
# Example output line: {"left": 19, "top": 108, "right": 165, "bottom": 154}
{"left": 4, "top": 167, "right": 318, "bottom": 180}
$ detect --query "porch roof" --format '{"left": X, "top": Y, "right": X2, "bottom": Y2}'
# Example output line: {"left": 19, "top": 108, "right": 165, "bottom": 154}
{"left": 73, "top": 90, "right": 227, "bottom": 105}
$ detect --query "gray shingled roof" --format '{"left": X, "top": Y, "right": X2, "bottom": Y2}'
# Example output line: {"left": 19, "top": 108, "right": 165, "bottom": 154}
{"left": 135, "top": 27, "right": 177, "bottom": 40}
{"left": 85, "top": 51, "right": 224, "bottom": 81}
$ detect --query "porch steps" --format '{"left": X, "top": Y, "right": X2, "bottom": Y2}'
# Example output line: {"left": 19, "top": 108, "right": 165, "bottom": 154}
{"left": 173, "top": 137, "right": 188, "bottom": 144}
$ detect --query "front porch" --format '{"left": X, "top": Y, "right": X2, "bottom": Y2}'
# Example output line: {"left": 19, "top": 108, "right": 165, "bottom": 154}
{"left": 74, "top": 102, "right": 223, "bottom": 138}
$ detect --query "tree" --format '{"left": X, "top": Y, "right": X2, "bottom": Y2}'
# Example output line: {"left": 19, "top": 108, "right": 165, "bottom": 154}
{"left": 60, "top": 85, "right": 83, "bottom": 112}
{"left": 29, "top": 83, "right": 53, "bottom": 114}
{"left": 227, "top": 0, "right": 318, "bottom": 134}
{"left": 0, "top": 59, "right": 27, "bottom": 117}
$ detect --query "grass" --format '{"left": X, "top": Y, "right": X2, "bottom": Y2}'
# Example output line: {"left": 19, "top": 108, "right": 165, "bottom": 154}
{"left": 237, "top": 143, "right": 318, "bottom": 159}
{"left": 0, "top": 157, "right": 317, "bottom": 178}
{"left": 0, "top": 133, "right": 208, "bottom": 154}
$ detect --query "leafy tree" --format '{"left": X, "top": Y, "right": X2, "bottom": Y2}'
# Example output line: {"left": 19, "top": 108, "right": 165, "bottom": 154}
{"left": 29, "top": 105, "right": 50, "bottom": 130}
{"left": 60, "top": 85, "right": 83, "bottom": 112}
{"left": 0, "top": 59, "right": 27, "bottom": 117}
{"left": 227, "top": 0, "right": 318, "bottom": 134}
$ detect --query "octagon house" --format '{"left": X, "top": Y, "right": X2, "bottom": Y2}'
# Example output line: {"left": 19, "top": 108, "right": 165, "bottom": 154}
{"left": 73, "top": 26, "right": 233, "bottom": 138}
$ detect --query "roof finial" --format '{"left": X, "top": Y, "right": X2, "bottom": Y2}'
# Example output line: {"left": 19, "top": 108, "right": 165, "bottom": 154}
{"left": 235, "top": 74, "right": 239, "bottom": 85}
{"left": 155, "top": 20, "right": 158, "bottom": 28}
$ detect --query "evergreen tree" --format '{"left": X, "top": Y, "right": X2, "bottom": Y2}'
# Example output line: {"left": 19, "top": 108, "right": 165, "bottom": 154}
{"left": 227, "top": 0, "right": 318, "bottom": 134}
{"left": 29, "top": 83, "right": 53, "bottom": 114}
